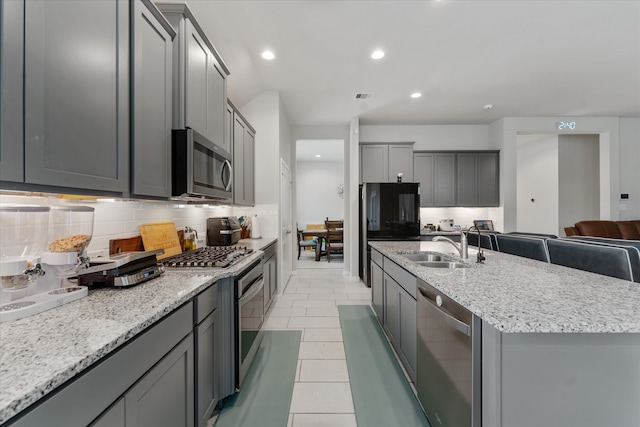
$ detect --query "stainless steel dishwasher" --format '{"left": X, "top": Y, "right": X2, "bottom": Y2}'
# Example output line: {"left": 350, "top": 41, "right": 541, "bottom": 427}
{"left": 416, "top": 279, "right": 481, "bottom": 427}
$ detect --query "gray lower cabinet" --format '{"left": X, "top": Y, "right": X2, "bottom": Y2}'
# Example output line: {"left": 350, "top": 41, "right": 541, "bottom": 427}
{"left": 194, "top": 284, "right": 219, "bottom": 427}
{"left": 89, "top": 335, "right": 195, "bottom": 427}
{"left": 370, "top": 250, "right": 384, "bottom": 321}
{"left": 130, "top": 0, "right": 175, "bottom": 198}
{"left": 229, "top": 101, "right": 256, "bottom": 206}
{"left": 373, "top": 252, "right": 417, "bottom": 383}
{"left": 263, "top": 242, "right": 278, "bottom": 310}
{"left": 360, "top": 144, "right": 414, "bottom": 183}
{"left": 11, "top": 302, "right": 193, "bottom": 426}
{"left": 124, "top": 334, "right": 194, "bottom": 427}
{"left": 23, "top": 0, "right": 129, "bottom": 192}
{"left": 0, "top": 0, "right": 24, "bottom": 183}
{"left": 414, "top": 151, "right": 499, "bottom": 207}
{"left": 158, "top": 3, "right": 229, "bottom": 151}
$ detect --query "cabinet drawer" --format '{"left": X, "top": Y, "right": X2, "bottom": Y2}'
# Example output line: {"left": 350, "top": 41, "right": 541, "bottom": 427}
{"left": 371, "top": 248, "right": 383, "bottom": 268}
{"left": 195, "top": 282, "right": 218, "bottom": 325}
{"left": 384, "top": 259, "right": 416, "bottom": 299}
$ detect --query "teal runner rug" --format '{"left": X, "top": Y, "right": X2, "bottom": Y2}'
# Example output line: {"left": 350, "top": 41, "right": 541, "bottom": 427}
{"left": 215, "top": 330, "right": 301, "bottom": 427}
{"left": 339, "top": 305, "right": 431, "bottom": 427}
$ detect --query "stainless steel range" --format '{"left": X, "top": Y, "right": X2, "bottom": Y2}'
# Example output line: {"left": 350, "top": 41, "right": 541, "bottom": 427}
{"left": 159, "top": 245, "right": 254, "bottom": 268}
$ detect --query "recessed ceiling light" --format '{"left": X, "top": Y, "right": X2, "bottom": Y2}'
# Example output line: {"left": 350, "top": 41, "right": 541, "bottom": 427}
{"left": 315, "top": 154, "right": 322, "bottom": 158}
{"left": 410, "top": 92, "right": 422, "bottom": 98}
{"left": 483, "top": 104, "right": 493, "bottom": 111}
{"left": 261, "top": 50, "right": 275, "bottom": 60}
{"left": 371, "top": 50, "right": 385, "bottom": 60}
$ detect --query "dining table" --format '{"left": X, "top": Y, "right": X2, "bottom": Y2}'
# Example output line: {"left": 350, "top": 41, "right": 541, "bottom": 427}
{"left": 300, "top": 228, "right": 328, "bottom": 261}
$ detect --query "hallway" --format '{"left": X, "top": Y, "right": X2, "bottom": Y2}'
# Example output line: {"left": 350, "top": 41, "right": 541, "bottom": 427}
{"left": 264, "top": 265, "right": 369, "bottom": 427}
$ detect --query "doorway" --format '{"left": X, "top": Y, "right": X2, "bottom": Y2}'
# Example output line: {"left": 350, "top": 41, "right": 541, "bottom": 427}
{"left": 516, "top": 133, "right": 600, "bottom": 236}
{"left": 295, "top": 139, "right": 345, "bottom": 268}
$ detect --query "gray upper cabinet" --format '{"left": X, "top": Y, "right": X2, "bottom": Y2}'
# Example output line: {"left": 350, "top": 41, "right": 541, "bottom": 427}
{"left": 130, "top": 0, "right": 175, "bottom": 198}
{"left": 157, "top": 3, "right": 230, "bottom": 151}
{"left": 360, "top": 144, "right": 414, "bottom": 183}
{"left": 23, "top": 0, "right": 129, "bottom": 193}
{"left": 415, "top": 151, "right": 499, "bottom": 207}
{"left": 0, "top": 0, "right": 24, "bottom": 183}
{"left": 229, "top": 101, "right": 255, "bottom": 206}
{"left": 413, "top": 153, "right": 435, "bottom": 207}
{"left": 456, "top": 151, "right": 499, "bottom": 207}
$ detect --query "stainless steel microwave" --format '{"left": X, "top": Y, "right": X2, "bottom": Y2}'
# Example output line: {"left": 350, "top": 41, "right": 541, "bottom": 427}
{"left": 172, "top": 128, "right": 233, "bottom": 202}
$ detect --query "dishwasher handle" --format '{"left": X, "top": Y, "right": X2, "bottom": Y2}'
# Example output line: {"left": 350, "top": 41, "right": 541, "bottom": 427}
{"left": 418, "top": 287, "right": 471, "bottom": 336}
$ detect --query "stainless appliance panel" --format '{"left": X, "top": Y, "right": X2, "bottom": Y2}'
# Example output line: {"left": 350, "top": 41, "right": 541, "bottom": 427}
{"left": 235, "top": 259, "right": 264, "bottom": 390}
{"left": 172, "top": 128, "right": 232, "bottom": 202}
{"left": 417, "top": 279, "right": 481, "bottom": 427}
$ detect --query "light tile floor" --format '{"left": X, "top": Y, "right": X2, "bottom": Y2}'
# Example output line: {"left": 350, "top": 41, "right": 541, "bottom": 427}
{"left": 264, "top": 257, "right": 368, "bottom": 427}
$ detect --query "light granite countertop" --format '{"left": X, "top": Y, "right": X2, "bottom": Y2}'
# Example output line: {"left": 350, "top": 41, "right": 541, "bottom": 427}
{"left": 369, "top": 240, "right": 640, "bottom": 334}
{"left": 0, "top": 238, "right": 276, "bottom": 424}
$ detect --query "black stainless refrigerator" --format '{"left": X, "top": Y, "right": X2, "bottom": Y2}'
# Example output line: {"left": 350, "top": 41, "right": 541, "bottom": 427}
{"left": 359, "top": 182, "right": 421, "bottom": 285}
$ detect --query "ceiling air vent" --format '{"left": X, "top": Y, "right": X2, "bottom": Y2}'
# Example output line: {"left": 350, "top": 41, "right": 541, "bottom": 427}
{"left": 354, "top": 93, "right": 373, "bottom": 100}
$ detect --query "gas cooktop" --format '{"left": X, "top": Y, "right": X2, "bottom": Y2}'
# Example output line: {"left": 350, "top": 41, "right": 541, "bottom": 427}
{"left": 160, "top": 246, "right": 254, "bottom": 268}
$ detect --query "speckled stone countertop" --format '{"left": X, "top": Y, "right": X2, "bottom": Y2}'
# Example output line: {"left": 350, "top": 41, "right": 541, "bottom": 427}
{"left": 0, "top": 238, "right": 276, "bottom": 424}
{"left": 369, "top": 240, "right": 640, "bottom": 334}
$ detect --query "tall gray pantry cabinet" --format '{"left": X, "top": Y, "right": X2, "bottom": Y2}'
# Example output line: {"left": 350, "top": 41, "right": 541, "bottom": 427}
{"left": 1, "top": 0, "right": 129, "bottom": 192}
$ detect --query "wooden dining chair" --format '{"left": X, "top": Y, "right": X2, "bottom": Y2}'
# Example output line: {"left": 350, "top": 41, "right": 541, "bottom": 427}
{"left": 324, "top": 218, "right": 344, "bottom": 262}
{"left": 297, "top": 226, "right": 317, "bottom": 259}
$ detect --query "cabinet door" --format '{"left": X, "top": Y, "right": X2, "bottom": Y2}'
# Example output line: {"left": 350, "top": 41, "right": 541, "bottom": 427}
{"left": 398, "top": 290, "right": 417, "bottom": 382}
{"left": 263, "top": 254, "right": 277, "bottom": 310}
{"left": 478, "top": 152, "right": 499, "bottom": 206}
{"left": 414, "top": 153, "right": 435, "bottom": 207}
{"left": 243, "top": 129, "right": 255, "bottom": 205}
{"left": 90, "top": 399, "right": 125, "bottom": 427}
{"left": 210, "top": 61, "right": 227, "bottom": 151}
{"left": 388, "top": 145, "right": 413, "bottom": 182}
{"left": 434, "top": 153, "right": 456, "bottom": 206}
{"left": 24, "top": 0, "right": 128, "bottom": 192}
{"left": 384, "top": 273, "right": 400, "bottom": 346}
{"left": 125, "top": 334, "right": 194, "bottom": 427}
{"left": 269, "top": 254, "right": 277, "bottom": 302}
{"left": 185, "top": 19, "right": 218, "bottom": 144}
{"left": 371, "top": 260, "right": 384, "bottom": 321}
{"left": 225, "top": 104, "right": 233, "bottom": 154}
{"left": 196, "top": 311, "right": 218, "bottom": 427}
{"left": 233, "top": 115, "right": 246, "bottom": 205}
{"left": 457, "top": 153, "right": 478, "bottom": 206}
{"left": 0, "top": 0, "right": 24, "bottom": 182}
{"left": 131, "top": 0, "right": 173, "bottom": 198}
{"left": 360, "top": 145, "right": 388, "bottom": 183}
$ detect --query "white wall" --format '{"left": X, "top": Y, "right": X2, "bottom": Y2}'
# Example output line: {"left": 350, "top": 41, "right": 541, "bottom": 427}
{"left": 516, "top": 134, "right": 559, "bottom": 234}
{"left": 619, "top": 118, "right": 640, "bottom": 220}
{"left": 296, "top": 160, "right": 344, "bottom": 228}
{"left": 492, "top": 117, "right": 621, "bottom": 232}
{"left": 359, "top": 125, "right": 490, "bottom": 150}
{"left": 558, "top": 134, "right": 600, "bottom": 233}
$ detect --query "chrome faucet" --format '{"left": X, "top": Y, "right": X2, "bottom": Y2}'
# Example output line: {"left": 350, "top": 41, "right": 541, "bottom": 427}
{"left": 432, "top": 230, "right": 468, "bottom": 259}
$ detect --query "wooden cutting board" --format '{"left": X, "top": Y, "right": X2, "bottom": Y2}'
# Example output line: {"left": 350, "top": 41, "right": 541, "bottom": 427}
{"left": 139, "top": 222, "right": 182, "bottom": 259}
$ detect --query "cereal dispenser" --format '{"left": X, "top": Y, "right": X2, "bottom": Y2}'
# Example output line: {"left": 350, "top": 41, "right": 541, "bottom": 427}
{"left": 0, "top": 206, "right": 50, "bottom": 299}
{"left": 39, "top": 205, "right": 95, "bottom": 289}
{"left": 0, "top": 205, "right": 93, "bottom": 322}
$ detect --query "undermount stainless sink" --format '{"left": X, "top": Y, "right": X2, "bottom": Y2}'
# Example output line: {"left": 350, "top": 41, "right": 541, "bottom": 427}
{"left": 401, "top": 252, "right": 445, "bottom": 262}
{"left": 401, "top": 252, "right": 470, "bottom": 268}
{"left": 415, "top": 261, "right": 469, "bottom": 269}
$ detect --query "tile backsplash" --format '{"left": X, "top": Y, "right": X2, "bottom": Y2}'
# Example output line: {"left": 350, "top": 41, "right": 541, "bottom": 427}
{"left": 0, "top": 194, "right": 278, "bottom": 257}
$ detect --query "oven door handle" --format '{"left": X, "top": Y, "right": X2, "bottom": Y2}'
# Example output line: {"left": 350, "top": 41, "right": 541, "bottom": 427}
{"left": 239, "top": 276, "right": 264, "bottom": 305}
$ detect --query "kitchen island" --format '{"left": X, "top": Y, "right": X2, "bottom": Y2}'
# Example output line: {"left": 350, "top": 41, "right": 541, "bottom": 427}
{"left": 369, "top": 240, "right": 640, "bottom": 427}
{"left": 0, "top": 238, "right": 275, "bottom": 426}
